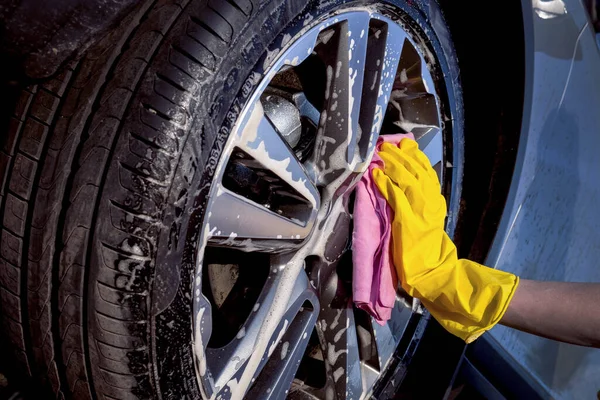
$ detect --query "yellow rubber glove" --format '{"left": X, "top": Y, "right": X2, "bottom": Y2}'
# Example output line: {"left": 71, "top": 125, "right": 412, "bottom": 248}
{"left": 373, "top": 139, "right": 519, "bottom": 343}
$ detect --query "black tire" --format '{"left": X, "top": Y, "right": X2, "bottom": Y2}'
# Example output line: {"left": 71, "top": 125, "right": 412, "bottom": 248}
{"left": 0, "top": 0, "right": 463, "bottom": 398}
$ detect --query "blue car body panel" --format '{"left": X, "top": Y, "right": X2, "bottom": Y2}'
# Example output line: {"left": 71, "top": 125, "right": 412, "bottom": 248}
{"left": 486, "top": 0, "right": 600, "bottom": 398}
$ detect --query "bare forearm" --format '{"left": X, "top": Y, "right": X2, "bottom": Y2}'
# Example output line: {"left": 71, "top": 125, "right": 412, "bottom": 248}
{"left": 500, "top": 279, "right": 600, "bottom": 347}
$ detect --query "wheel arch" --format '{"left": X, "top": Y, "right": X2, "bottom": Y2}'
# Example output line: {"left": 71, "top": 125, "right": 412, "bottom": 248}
{"left": 437, "top": 0, "right": 527, "bottom": 263}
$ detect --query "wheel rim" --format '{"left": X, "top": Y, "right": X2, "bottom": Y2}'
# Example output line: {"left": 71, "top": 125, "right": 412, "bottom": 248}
{"left": 192, "top": 9, "right": 448, "bottom": 400}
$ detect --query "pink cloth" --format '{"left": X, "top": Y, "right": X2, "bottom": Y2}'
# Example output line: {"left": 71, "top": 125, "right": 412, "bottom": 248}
{"left": 352, "top": 133, "right": 414, "bottom": 325}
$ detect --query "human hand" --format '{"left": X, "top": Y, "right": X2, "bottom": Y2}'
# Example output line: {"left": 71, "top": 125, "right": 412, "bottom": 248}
{"left": 372, "top": 139, "right": 452, "bottom": 295}
{"left": 372, "top": 138, "right": 519, "bottom": 343}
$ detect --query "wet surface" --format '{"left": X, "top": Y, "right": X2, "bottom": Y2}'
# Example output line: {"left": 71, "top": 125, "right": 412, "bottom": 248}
{"left": 189, "top": 8, "right": 452, "bottom": 400}
{"left": 0, "top": 3, "right": 462, "bottom": 400}
{"left": 486, "top": 0, "right": 600, "bottom": 398}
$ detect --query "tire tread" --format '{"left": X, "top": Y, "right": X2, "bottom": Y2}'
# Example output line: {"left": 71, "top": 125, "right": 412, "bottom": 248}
{"left": 0, "top": 0, "right": 259, "bottom": 396}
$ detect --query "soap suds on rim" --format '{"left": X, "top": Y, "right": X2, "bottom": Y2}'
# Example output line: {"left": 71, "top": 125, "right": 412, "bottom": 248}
{"left": 280, "top": 341, "right": 289, "bottom": 360}
{"left": 191, "top": 10, "right": 416, "bottom": 399}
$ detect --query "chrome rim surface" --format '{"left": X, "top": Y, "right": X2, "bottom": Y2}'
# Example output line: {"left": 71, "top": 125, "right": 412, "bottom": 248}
{"left": 192, "top": 9, "right": 447, "bottom": 400}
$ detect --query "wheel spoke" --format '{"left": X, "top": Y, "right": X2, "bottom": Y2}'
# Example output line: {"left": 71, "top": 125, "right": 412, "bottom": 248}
{"left": 417, "top": 127, "right": 443, "bottom": 167}
{"left": 356, "top": 298, "right": 414, "bottom": 395}
{"left": 208, "top": 185, "right": 314, "bottom": 241}
{"left": 390, "top": 92, "right": 440, "bottom": 132}
{"left": 346, "top": 14, "right": 370, "bottom": 161}
{"left": 204, "top": 263, "right": 319, "bottom": 396}
{"left": 320, "top": 305, "right": 363, "bottom": 399}
{"left": 386, "top": 33, "right": 442, "bottom": 161}
{"left": 209, "top": 102, "right": 320, "bottom": 242}
{"left": 246, "top": 291, "right": 318, "bottom": 399}
{"left": 310, "top": 15, "right": 416, "bottom": 185}
{"left": 359, "top": 20, "right": 406, "bottom": 160}
{"left": 370, "top": 318, "right": 397, "bottom": 370}
{"left": 310, "top": 13, "right": 371, "bottom": 184}
{"left": 388, "top": 295, "right": 415, "bottom": 339}
{"left": 246, "top": 315, "right": 317, "bottom": 398}
{"left": 309, "top": 257, "right": 363, "bottom": 399}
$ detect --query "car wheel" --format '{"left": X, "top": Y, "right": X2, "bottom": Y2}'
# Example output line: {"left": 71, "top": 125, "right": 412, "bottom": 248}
{"left": 0, "top": 0, "right": 463, "bottom": 398}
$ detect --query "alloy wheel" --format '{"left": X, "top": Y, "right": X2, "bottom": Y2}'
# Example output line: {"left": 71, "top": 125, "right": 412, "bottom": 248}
{"left": 193, "top": 9, "right": 449, "bottom": 400}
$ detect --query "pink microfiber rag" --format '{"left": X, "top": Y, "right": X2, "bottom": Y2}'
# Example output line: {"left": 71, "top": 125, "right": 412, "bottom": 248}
{"left": 352, "top": 133, "right": 414, "bottom": 325}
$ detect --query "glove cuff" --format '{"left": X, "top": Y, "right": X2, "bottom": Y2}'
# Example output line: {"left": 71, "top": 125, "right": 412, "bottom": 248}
{"left": 422, "top": 261, "right": 520, "bottom": 343}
